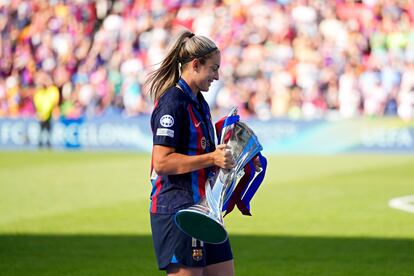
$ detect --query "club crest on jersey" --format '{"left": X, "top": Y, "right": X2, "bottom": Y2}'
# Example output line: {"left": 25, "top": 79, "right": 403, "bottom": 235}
{"left": 192, "top": 249, "right": 203, "bottom": 261}
{"left": 160, "top": 115, "right": 174, "bottom": 127}
{"left": 201, "top": 137, "right": 207, "bottom": 150}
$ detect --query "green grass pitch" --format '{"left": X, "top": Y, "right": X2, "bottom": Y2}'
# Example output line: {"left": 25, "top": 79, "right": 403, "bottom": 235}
{"left": 0, "top": 151, "right": 414, "bottom": 275}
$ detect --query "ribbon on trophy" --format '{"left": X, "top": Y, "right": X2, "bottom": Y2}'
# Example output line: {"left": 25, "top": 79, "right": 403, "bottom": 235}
{"left": 215, "top": 114, "right": 240, "bottom": 143}
{"left": 214, "top": 115, "right": 267, "bottom": 216}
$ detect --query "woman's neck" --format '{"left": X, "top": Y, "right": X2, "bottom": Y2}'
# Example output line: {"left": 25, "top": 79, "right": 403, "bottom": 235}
{"left": 180, "top": 74, "right": 199, "bottom": 96}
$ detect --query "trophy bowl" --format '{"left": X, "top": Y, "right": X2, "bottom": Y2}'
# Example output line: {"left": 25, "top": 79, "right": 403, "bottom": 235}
{"left": 174, "top": 194, "right": 228, "bottom": 244}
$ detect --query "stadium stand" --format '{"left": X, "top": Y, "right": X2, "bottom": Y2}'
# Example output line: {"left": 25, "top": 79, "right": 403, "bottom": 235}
{"left": 0, "top": 0, "right": 413, "bottom": 121}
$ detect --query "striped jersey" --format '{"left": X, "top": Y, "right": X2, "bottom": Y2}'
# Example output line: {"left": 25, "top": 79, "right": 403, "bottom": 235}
{"left": 149, "top": 78, "right": 216, "bottom": 214}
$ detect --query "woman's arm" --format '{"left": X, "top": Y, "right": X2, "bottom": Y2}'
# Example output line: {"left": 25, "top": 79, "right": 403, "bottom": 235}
{"left": 152, "top": 144, "right": 234, "bottom": 175}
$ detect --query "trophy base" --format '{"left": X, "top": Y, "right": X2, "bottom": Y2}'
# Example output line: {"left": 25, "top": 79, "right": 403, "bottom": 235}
{"left": 175, "top": 209, "right": 228, "bottom": 244}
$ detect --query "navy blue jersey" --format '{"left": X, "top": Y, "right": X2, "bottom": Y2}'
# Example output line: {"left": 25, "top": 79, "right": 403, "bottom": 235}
{"left": 150, "top": 79, "right": 216, "bottom": 214}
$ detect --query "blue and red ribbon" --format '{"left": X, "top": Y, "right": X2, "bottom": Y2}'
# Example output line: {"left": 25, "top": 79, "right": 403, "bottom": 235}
{"left": 215, "top": 115, "right": 267, "bottom": 216}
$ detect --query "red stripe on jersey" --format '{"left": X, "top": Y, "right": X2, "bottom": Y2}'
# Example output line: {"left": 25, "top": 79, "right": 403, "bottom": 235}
{"left": 188, "top": 105, "right": 206, "bottom": 197}
{"left": 151, "top": 176, "right": 162, "bottom": 213}
{"left": 198, "top": 167, "right": 206, "bottom": 197}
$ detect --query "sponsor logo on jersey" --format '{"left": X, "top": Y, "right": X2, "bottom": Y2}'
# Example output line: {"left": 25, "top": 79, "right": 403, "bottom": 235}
{"left": 156, "top": 128, "right": 174, "bottom": 138}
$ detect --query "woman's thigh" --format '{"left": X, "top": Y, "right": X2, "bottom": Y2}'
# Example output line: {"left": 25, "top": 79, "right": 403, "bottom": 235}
{"left": 167, "top": 264, "right": 203, "bottom": 276}
{"left": 203, "top": 260, "right": 234, "bottom": 276}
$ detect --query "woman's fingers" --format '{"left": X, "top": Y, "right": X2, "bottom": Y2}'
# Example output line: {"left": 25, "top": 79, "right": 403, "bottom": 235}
{"left": 214, "top": 144, "right": 234, "bottom": 169}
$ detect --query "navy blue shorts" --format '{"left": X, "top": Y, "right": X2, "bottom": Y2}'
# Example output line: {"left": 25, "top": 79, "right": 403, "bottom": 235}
{"left": 150, "top": 213, "right": 233, "bottom": 270}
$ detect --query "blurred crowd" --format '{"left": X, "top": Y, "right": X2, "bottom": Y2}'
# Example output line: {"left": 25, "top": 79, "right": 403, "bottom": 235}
{"left": 1, "top": 0, "right": 414, "bottom": 121}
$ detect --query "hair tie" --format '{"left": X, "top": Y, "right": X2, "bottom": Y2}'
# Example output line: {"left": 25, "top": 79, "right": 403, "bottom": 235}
{"left": 183, "top": 33, "right": 195, "bottom": 44}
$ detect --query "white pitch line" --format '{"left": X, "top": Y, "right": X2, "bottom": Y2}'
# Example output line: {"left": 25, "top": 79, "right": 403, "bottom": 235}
{"left": 389, "top": 195, "right": 414, "bottom": 214}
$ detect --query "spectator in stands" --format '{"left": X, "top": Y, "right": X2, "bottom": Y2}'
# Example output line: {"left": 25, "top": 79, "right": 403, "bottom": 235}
{"left": 33, "top": 73, "right": 59, "bottom": 148}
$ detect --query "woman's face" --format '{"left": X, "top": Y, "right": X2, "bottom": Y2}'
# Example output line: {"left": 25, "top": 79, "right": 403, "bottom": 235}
{"left": 195, "top": 51, "right": 220, "bottom": 92}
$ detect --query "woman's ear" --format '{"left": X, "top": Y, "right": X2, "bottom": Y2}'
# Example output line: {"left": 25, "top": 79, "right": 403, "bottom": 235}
{"left": 191, "top": 59, "right": 199, "bottom": 72}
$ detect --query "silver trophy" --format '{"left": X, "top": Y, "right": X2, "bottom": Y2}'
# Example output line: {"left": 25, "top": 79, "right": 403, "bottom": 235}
{"left": 174, "top": 107, "right": 263, "bottom": 244}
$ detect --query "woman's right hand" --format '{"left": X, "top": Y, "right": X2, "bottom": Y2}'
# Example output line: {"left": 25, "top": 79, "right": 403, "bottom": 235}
{"left": 211, "top": 144, "right": 234, "bottom": 169}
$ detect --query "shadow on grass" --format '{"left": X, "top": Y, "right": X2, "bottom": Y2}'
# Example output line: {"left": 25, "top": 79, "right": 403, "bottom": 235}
{"left": 0, "top": 234, "right": 413, "bottom": 276}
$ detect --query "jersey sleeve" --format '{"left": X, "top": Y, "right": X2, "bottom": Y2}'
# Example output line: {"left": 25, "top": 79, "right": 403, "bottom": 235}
{"left": 151, "top": 92, "right": 186, "bottom": 148}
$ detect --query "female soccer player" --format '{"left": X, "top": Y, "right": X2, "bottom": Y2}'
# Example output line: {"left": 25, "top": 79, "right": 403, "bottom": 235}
{"left": 146, "top": 29, "right": 235, "bottom": 276}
